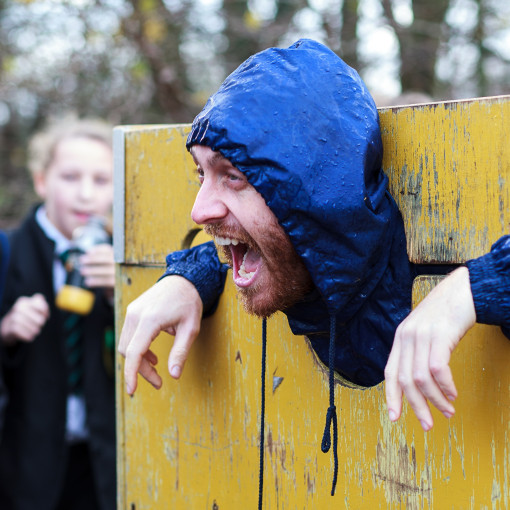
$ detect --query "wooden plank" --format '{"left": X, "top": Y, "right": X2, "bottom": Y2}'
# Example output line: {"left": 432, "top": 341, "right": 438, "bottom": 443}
{"left": 382, "top": 96, "right": 510, "bottom": 263}
{"left": 117, "top": 269, "right": 510, "bottom": 509}
{"left": 121, "top": 124, "right": 198, "bottom": 264}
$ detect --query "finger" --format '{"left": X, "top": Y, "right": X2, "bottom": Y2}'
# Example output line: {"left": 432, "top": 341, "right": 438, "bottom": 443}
{"left": 384, "top": 334, "right": 403, "bottom": 422}
{"left": 8, "top": 314, "right": 43, "bottom": 342}
{"left": 167, "top": 321, "right": 200, "bottom": 379}
{"left": 398, "top": 327, "right": 434, "bottom": 431}
{"left": 81, "top": 261, "right": 115, "bottom": 289}
{"left": 80, "top": 259, "right": 115, "bottom": 272}
{"left": 83, "top": 275, "right": 115, "bottom": 289}
{"left": 80, "top": 245, "right": 114, "bottom": 266}
{"left": 82, "top": 244, "right": 113, "bottom": 257}
{"left": 123, "top": 323, "right": 161, "bottom": 394}
{"left": 31, "top": 294, "right": 50, "bottom": 317}
{"left": 136, "top": 351, "right": 162, "bottom": 390}
{"left": 118, "top": 314, "right": 135, "bottom": 357}
{"left": 145, "top": 350, "right": 158, "bottom": 365}
{"left": 14, "top": 296, "right": 47, "bottom": 320}
{"left": 12, "top": 324, "right": 40, "bottom": 342}
{"left": 80, "top": 261, "right": 114, "bottom": 277}
{"left": 81, "top": 262, "right": 114, "bottom": 275}
{"left": 413, "top": 330, "right": 455, "bottom": 419}
{"left": 429, "top": 338, "right": 458, "bottom": 403}
{"left": 15, "top": 303, "right": 49, "bottom": 333}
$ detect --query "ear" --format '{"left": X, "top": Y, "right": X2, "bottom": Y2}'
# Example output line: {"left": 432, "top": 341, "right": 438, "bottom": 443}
{"left": 33, "top": 172, "right": 47, "bottom": 199}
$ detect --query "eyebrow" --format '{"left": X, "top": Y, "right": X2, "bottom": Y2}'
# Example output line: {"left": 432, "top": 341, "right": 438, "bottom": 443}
{"left": 190, "top": 146, "right": 228, "bottom": 167}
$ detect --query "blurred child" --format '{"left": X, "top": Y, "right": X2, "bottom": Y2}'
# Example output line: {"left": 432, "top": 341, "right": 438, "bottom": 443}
{"left": 0, "top": 117, "right": 116, "bottom": 510}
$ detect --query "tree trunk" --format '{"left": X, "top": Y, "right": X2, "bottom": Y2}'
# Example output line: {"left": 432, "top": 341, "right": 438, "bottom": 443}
{"left": 340, "top": 0, "right": 360, "bottom": 70}
{"left": 382, "top": 0, "right": 450, "bottom": 95}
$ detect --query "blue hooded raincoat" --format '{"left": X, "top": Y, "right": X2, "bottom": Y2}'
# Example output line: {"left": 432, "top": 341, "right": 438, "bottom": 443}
{"left": 164, "top": 38, "right": 413, "bottom": 387}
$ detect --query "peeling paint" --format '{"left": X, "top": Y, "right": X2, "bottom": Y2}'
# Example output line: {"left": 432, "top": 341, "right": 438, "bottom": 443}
{"left": 273, "top": 376, "right": 284, "bottom": 393}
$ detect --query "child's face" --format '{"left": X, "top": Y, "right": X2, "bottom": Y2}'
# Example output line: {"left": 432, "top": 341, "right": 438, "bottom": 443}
{"left": 34, "top": 136, "right": 113, "bottom": 240}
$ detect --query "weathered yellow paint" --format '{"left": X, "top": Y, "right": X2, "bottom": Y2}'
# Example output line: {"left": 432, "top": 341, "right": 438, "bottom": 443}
{"left": 115, "top": 96, "right": 510, "bottom": 509}
{"left": 122, "top": 124, "right": 198, "bottom": 264}
{"left": 381, "top": 96, "right": 510, "bottom": 263}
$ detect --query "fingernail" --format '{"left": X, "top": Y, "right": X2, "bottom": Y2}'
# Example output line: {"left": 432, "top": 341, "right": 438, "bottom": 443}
{"left": 170, "top": 365, "right": 181, "bottom": 379}
{"left": 443, "top": 411, "right": 454, "bottom": 419}
{"left": 447, "top": 394, "right": 457, "bottom": 402}
{"left": 388, "top": 410, "right": 397, "bottom": 422}
{"left": 126, "top": 383, "right": 132, "bottom": 394}
{"left": 420, "top": 420, "right": 431, "bottom": 431}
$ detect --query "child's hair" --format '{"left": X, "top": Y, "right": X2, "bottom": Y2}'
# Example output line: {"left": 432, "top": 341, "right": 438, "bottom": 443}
{"left": 28, "top": 115, "right": 113, "bottom": 176}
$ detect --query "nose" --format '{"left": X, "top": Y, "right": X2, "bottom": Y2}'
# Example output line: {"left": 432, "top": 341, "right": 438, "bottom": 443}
{"left": 78, "top": 176, "right": 94, "bottom": 201}
{"left": 191, "top": 181, "right": 228, "bottom": 225}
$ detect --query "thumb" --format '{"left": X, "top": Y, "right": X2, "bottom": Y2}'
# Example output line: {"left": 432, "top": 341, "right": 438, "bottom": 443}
{"left": 31, "top": 293, "right": 50, "bottom": 317}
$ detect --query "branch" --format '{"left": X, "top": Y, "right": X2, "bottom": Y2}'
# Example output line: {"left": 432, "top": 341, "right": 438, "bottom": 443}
{"left": 380, "top": 0, "right": 401, "bottom": 35}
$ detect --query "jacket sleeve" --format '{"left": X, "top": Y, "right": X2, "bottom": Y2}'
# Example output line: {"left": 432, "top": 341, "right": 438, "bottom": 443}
{"left": 160, "top": 241, "right": 229, "bottom": 316}
{"left": 466, "top": 235, "right": 510, "bottom": 335}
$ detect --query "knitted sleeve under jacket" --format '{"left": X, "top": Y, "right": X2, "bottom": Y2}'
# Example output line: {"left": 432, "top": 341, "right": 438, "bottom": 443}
{"left": 466, "top": 235, "right": 510, "bottom": 335}
{"left": 161, "top": 241, "right": 229, "bottom": 317}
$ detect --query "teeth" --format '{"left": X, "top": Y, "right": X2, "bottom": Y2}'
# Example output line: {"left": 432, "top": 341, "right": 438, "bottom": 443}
{"left": 215, "top": 236, "right": 239, "bottom": 246}
{"left": 214, "top": 237, "right": 255, "bottom": 279}
{"left": 238, "top": 251, "right": 255, "bottom": 279}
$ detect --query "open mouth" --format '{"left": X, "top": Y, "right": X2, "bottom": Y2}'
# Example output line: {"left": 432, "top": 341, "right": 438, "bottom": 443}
{"left": 215, "top": 236, "right": 262, "bottom": 288}
{"left": 74, "top": 211, "right": 93, "bottom": 222}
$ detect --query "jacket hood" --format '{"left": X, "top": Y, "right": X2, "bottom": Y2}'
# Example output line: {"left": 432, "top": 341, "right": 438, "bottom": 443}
{"left": 187, "top": 39, "right": 396, "bottom": 320}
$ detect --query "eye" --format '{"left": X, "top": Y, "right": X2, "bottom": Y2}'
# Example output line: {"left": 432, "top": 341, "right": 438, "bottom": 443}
{"left": 95, "top": 174, "right": 111, "bottom": 186}
{"left": 61, "top": 172, "right": 80, "bottom": 182}
{"left": 226, "top": 169, "right": 246, "bottom": 186}
{"left": 196, "top": 167, "right": 204, "bottom": 184}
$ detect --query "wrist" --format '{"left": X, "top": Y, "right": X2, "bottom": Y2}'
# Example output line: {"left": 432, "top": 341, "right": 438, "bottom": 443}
{"left": 450, "top": 266, "right": 476, "bottom": 332}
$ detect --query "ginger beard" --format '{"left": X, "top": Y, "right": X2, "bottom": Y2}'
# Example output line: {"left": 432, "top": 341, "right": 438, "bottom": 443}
{"left": 204, "top": 220, "right": 314, "bottom": 318}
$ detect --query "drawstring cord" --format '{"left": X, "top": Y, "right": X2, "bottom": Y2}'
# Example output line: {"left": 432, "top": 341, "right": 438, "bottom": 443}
{"left": 321, "top": 315, "right": 338, "bottom": 496}
{"left": 258, "top": 318, "right": 267, "bottom": 510}
{"left": 258, "top": 316, "right": 338, "bottom": 506}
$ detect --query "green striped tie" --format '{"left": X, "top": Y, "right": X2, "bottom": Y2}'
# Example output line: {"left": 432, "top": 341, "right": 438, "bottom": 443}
{"left": 62, "top": 311, "right": 84, "bottom": 395}
{"left": 59, "top": 250, "right": 84, "bottom": 395}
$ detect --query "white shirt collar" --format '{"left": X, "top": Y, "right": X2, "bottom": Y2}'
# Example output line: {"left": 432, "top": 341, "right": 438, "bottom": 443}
{"left": 35, "top": 205, "right": 72, "bottom": 257}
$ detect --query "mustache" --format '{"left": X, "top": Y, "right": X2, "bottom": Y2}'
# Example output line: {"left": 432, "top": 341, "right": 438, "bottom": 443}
{"left": 203, "top": 224, "right": 259, "bottom": 253}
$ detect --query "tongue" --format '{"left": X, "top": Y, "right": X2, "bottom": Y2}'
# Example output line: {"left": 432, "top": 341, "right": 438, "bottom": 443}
{"left": 243, "top": 248, "right": 261, "bottom": 272}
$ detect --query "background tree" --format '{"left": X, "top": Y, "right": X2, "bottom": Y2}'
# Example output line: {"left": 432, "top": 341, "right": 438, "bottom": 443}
{"left": 0, "top": 0, "right": 509, "bottom": 228}
{"left": 382, "top": 0, "right": 450, "bottom": 96}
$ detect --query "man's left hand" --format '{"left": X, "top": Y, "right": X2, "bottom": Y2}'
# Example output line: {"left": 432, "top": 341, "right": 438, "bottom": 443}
{"left": 384, "top": 267, "right": 476, "bottom": 431}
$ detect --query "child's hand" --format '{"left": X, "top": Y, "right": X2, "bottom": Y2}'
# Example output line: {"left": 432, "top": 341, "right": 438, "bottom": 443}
{"left": 0, "top": 294, "right": 50, "bottom": 344}
{"left": 79, "top": 244, "right": 115, "bottom": 291}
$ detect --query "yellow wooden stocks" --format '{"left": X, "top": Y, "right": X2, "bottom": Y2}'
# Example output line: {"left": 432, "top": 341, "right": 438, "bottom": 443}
{"left": 115, "top": 97, "right": 510, "bottom": 509}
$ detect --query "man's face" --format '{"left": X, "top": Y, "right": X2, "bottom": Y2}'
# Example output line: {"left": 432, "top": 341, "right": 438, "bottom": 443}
{"left": 190, "top": 145, "right": 313, "bottom": 318}
{"left": 34, "top": 136, "right": 113, "bottom": 240}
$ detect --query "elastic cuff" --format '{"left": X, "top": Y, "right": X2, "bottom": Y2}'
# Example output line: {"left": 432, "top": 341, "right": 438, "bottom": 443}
{"left": 466, "top": 252, "right": 510, "bottom": 326}
{"left": 161, "top": 242, "right": 228, "bottom": 317}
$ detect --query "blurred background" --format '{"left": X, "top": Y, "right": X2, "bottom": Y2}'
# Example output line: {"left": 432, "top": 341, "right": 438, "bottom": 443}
{"left": 1, "top": 0, "right": 509, "bottom": 229}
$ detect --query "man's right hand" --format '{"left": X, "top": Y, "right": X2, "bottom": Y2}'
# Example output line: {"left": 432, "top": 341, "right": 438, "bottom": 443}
{"left": 0, "top": 294, "right": 50, "bottom": 345}
{"left": 118, "top": 275, "right": 203, "bottom": 395}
